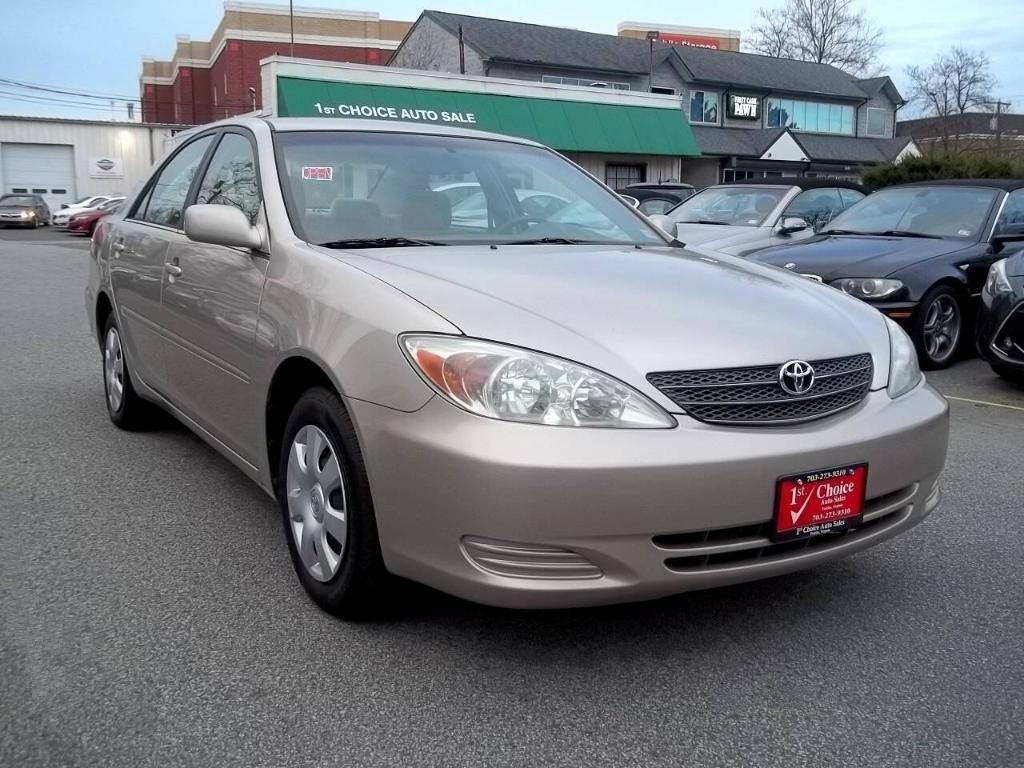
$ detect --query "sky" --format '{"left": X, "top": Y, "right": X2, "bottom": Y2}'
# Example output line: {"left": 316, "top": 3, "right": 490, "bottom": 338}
{"left": 0, "top": 0, "right": 1020, "bottom": 122}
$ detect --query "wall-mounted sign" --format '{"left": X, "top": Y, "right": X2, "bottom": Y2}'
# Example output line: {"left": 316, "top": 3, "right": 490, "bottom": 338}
{"left": 89, "top": 157, "right": 124, "bottom": 178}
{"left": 659, "top": 33, "right": 720, "bottom": 50}
{"left": 727, "top": 94, "right": 760, "bottom": 121}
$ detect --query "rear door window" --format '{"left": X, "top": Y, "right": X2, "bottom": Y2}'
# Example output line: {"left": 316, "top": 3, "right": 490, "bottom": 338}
{"left": 141, "top": 135, "right": 215, "bottom": 228}
{"left": 784, "top": 188, "right": 845, "bottom": 230}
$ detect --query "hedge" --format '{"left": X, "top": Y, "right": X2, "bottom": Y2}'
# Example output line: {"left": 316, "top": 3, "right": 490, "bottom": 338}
{"left": 863, "top": 152, "right": 1024, "bottom": 189}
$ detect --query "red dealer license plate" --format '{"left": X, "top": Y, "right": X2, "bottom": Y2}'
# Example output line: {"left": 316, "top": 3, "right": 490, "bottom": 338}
{"left": 772, "top": 464, "right": 868, "bottom": 542}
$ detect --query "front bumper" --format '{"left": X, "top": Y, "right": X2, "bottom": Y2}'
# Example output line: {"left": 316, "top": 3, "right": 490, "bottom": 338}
{"left": 351, "top": 384, "right": 949, "bottom": 609}
{"left": 977, "top": 295, "right": 1024, "bottom": 369}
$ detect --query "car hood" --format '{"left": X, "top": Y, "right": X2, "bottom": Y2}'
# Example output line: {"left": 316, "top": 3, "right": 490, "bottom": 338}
{"left": 332, "top": 243, "right": 893, "bottom": 402}
{"left": 0, "top": 205, "right": 31, "bottom": 213}
{"left": 672, "top": 223, "right": 767, "bottom": 250}
{"left": 749, "top": 235, "right": 972, "bottom": 279}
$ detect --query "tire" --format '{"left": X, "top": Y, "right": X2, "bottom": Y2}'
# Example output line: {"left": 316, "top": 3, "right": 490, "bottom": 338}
{"left": 992, "top": 364, "right": 1024, "bottom": 386}
{"left": 278, "top": 387, "right": 389, "bottom": 618}
{"left": 912, "top": 285, "right": 963, "bottom": 370}
{"left": 101, "top": 313, "right": 158, "bottom": 430}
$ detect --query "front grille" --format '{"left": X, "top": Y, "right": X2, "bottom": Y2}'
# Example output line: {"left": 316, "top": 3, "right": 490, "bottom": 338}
{"left": 648, "top": 353, "right": 873, "bottom": 425}
{"left": 654, "top": 483, "right": 917, "bottom": 573}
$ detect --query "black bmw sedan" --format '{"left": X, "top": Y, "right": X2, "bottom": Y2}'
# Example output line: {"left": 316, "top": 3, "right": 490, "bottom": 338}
{"left": 978, "top": 248, "right": 1024, "bottom": 384}
{"left": 749, "top": 180, "right": 1024, "bottom": 369}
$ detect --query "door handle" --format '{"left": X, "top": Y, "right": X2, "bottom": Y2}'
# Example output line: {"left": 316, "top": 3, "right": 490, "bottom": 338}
{"left": 164, "top": 262, "right": 183, "bottom": 277}
{"left": 112, "top": 240, "right": 125, "bottom": 255}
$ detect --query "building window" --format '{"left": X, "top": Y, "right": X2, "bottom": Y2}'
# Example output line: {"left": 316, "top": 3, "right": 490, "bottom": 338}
{"left": 866, "top": 107, "right": 888, "bottom": 137}
{"left": 51, "top": 189, "right": 67, "bottom": 194}
{"left": 651, "top": 86, "right": 676, "bottom": 95}
{"left": 767, "top": 98, "right": 855, "bottom": 135}
{"left": 605, "top": 164, "right": 645, "bottom": 189}
{"left": 689, "top": 90, "right": 719, "bottom": 124}
{"left": 542, "top": 75, "right": 630, "bottom": 91}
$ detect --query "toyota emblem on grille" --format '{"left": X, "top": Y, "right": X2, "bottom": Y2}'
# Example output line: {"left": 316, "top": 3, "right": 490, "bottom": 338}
{"left": 778, "top": 360, "right": 815, "bottom": 395}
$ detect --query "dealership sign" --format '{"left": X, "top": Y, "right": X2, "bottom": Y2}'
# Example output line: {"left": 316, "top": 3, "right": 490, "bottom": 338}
{"left": 89, "top": 157, "right": 124, "bottom": 178}
{"left": 727, "top": 94, "right": 761, "bottom": 121}
{"left": 659, "top": 32, "right": 720, "bottom": 49}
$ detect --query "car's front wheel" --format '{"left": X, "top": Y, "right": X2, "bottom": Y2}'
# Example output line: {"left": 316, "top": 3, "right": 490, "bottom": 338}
{"left": 278, "top": 387, "right": 389, "bottom": 618}
{"left": 913, "top": 285, "right": 963, "bottom": 369}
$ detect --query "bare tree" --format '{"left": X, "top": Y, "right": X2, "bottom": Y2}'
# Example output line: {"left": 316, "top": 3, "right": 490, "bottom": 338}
{"left": 748, "top": 0, "right": 883, "bottom": 76}
{"left": 905, "top": 47, "right": 997, "bottom": 152}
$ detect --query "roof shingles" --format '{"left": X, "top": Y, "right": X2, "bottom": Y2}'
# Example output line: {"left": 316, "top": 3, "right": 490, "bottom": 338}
{"left": 423, "top": 10, "right": 874, "bottom": 100}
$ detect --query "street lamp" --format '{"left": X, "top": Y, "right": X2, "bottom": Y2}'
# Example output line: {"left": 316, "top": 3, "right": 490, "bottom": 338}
{"left": 646, "top": 30, "right": 660, "bottom": 93}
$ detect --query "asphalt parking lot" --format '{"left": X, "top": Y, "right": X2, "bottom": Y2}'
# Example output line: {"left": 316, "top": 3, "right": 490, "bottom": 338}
{"left": 1, "top": 229, "right": 1022, "bottom": 768}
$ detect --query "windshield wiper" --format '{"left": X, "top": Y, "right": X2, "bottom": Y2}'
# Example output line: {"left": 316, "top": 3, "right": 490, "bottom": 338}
{"left": 868, "top": 230, "right": 942, "bottom": 239}
{"left": 821, "top": 228, "right": 870, "bottom": 236}
{"left": 501, "top": 237, "right": 606, "bottom": 245}
{"left": 317, "top": 237, "right": 446, "bottom": 249}
{"left": 684, "top": 219, "right": 730, "bottom": 226}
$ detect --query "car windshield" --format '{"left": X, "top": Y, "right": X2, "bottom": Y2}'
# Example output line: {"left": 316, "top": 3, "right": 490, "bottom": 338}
{"left": 275, "top": 131, "right": 665, "bottom": 247}
{"left": 1, "top": 195, "right": 35, "bottom": 206}
{"left": 823, "top": 186, "right": 1000, "bottom": 239}
{"left": 667, "top": 185, "right": 789, "bottom": 227}
{"left": 74, "top": 196, "right": 99, "bottom": 206}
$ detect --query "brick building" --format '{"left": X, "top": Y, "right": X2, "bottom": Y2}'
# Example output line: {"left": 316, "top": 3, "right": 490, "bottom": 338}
{"left": 139, "top": 2, "right": 411, "bottom": 125}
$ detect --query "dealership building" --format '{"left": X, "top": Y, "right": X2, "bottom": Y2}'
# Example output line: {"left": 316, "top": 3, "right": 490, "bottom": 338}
{"left": 0, "top": 116, "right": 180, "bottom": 210}
{"left": 389, "top": 11, "right": 918, "bottom": 185}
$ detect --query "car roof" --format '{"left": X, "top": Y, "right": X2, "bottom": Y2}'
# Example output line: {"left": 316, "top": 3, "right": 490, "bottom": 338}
{"left": 892, "top": 179, "right": 1024, "bottom": 192}
{"left": 720, "top": 177, "right": 869, "bottom": 193}
{"left": 625, "top": 182, "right": 696, "bottom": 190}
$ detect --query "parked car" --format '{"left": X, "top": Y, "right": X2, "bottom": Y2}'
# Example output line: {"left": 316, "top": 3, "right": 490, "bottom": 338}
{"left": 653, "top": 178, "right": 867, "bottom": 257}
{"left": 616, "top": 182, "right": 696, "bottom": 216}
{"left": 67, "top": 199, "right": 123, "bottom": 236}
{"left": 86, "top": 117, "right": 948, "bottom": 616}
{"left": 977, "top": 221, "right": 1024, "bottom": 384}
{"left": 749, "top": 180, "right": 1024, "bottom": 369}
{"left": 0, "top": 193, "right": 50, "bottom": 228}
{"left": 53, "top": 195, "right": 119, "bottom": 227}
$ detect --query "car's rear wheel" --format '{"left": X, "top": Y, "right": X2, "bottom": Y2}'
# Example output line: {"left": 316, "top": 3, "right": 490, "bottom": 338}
{"left": 913, "top": 285, "right": 963, "bottom": 369}
{"left": 278, "top": 387, "right": 389, "bottom": 618}
{"left": 992, "top": 364, "right": 1024, "bottom": 386}
{"left": 102, "top": 314, "right": 158, "bottom": 430}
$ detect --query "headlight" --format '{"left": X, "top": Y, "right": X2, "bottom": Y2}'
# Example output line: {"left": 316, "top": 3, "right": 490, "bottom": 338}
{"left": 884, "top": 317, "right": 922, "bottom": 399}
{"left": 20, "top": 210, "right": 31, "bottom": 218}
{"left": 982, "top": 259, "right": 1012, "bottom": 307}
{"left": 401, "top": 335, "right": 676, "bottom": 428}
{"left": 832, "top": 278, "right": 904, "bottom": 300}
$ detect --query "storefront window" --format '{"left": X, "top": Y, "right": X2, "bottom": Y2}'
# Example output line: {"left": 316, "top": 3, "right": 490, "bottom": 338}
{"left": 605, "top": 164, "right": 645, "bottom": 189}
{"left": 689, "top": 91, "right": 719, "bottom": 125}
{"left": 767, "top": 98, "right": 855, "bottom": 135}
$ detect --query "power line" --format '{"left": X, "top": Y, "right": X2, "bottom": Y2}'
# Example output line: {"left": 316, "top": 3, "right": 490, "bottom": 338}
{"left": 0, "top": 88, "right": 135, "bottom": 111}
{"left": 0, "top": 76, "right": 140, "bottom": 103}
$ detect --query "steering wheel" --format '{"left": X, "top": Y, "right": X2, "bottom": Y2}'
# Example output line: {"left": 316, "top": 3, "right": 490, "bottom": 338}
{"left": 494, "top": 214, "right": 548, "bottom": 234}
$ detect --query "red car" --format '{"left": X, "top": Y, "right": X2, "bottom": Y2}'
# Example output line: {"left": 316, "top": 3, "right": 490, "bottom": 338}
{"left": 67, "top": 200, "right": 122, "bottom": 235}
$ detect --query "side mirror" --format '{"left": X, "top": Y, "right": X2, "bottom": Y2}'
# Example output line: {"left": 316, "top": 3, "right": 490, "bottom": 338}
{"left": 777, "top": 216, "right": 809, "bottom": 235}
{"left": 992, "top": 233, "right": 1024, "bottom": 253}
{"left": 184, "top": 204, "right": 263, "bottom": 250}
{"left": 620, "top": 194, "right": 641, "bottom": 209}
{"left": 647, "top": 213, "right": 677, "bottom": 237}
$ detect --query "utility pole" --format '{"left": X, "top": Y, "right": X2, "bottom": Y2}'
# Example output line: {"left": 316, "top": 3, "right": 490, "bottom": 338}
{"left": 289, "top": 0, "right": 295, "bottom": 57}
{"left": 458, "top": 25, "right": 465, "bottom": 74}
{"left": 646, "top": 31, "right": 660, "bottom": 92}
{"left": 990, "top": 100, "right": 1011, "bottom": 152}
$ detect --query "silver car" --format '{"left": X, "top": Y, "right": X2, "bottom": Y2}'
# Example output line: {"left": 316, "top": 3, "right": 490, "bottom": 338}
{"left": 655, "top": 180, "right": 867, "bottom": 257}
{"left": 85, "top": 118, "right": 948, "bottom": 616}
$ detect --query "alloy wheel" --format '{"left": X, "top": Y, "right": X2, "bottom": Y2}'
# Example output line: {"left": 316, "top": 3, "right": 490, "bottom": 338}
{"left": 104, "top": 328, "right": 125, "bottom": 412}
{"left": 286, "top": 425, "right": 348, "bottom": 583}
{"left": 922, "top": 294, "right": 961, "bottom": 364}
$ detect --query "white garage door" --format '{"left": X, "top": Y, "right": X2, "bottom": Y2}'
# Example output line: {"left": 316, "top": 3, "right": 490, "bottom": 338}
{"left": 1, "top": 143, "right": 76, "bottom": 210}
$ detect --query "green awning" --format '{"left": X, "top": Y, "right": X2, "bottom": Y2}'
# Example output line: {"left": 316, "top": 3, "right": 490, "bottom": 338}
{"left": 276, "top": 76, "right": 699, "bottom": 156}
